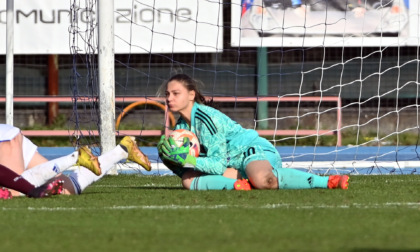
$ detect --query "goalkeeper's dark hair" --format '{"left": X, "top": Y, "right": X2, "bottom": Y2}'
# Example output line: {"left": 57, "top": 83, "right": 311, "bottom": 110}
{"left": 160, "top": 74, "right": 214, "bottom": 106}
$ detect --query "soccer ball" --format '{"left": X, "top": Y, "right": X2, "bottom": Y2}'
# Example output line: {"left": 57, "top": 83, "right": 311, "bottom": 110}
{"left": 169, "top": 129, "right": 200, "bottom": 157}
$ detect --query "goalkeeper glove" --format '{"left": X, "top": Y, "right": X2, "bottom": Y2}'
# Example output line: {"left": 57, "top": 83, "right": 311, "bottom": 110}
{"left": 157, "top": 135, "right": 166, "bottom": 159}
{"left": 157, "top": 135, "right": 178, "bottom": 168}
{"left": 160, "top": 136, "right": 197, "bottom": 168}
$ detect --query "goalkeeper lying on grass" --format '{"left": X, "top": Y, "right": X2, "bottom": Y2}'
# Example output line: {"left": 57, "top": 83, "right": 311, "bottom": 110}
{"left": 157, "top": 74, "right": 349, "bottom": 191}
{"left": 0, "top": 124, "right": 151, "bottom": 198}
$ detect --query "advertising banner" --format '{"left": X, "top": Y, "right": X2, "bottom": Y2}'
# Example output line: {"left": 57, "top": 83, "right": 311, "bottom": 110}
{"left": 0, "top": 0, "right": 223, "bottom": 54}
{"left": 232, "top": 0, "right": 418, "bottom": 47}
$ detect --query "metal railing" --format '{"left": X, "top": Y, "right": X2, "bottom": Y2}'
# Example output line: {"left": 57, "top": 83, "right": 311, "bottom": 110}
{"left": 1, "top": 96, "right": 342, "bottom": 145}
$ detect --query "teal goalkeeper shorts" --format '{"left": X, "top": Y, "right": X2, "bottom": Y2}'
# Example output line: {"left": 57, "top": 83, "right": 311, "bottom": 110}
{"left": 228, "top": 136, "right": 282, "bottom": 179}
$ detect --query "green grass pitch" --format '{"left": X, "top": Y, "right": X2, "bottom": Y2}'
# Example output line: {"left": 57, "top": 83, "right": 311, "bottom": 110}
{"left": 0, "top": 174, "right": 419, "bottom": 252}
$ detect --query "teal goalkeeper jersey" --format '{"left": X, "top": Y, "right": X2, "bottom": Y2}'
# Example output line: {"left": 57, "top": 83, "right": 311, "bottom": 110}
{"left": 174, "top": 102, "right": 259, "bottom": 175}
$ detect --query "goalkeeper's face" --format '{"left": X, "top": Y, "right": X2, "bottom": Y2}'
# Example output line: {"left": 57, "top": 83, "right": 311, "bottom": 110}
{"left": 166, "top": 80, "right": 195, "bottom": 114}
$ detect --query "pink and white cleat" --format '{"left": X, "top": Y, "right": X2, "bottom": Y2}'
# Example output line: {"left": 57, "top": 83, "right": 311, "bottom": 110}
{"left": 27, "top": 179, "right": 65, "bottom": 198}
{"left": 0, "top": 187, "right": 12, "bottom": 200}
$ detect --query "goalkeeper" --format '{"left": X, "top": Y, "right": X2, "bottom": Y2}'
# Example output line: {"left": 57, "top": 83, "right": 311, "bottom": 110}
{"left": 158, "top": 74, "right": 349, "bottom": 191}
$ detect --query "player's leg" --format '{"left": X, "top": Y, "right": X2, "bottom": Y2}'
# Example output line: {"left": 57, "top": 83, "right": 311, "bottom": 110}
{"left": 48, "top": 174, "right": 77, "bottom": 195}
{"left": 58, "top": 145, "right": 127, "bottom": 195}
{"left": 0, "top": 164, "right": 64, "bottom": 198}
{"left": 0, "top": 163, "right": 35, "bottom": 197}
{"left": 183, "top": 170, "right": 235, "bottom": 190}
{"left": 21, "top": 146, "right": 101, "bottom": 187}
{"left": 244, "top": 145, "right": 348, "bottom": 189}
{"left": 54, "top": 137, "right": 149, "bottom": 195}
{"left": 242, "top": 138, "right": 331, "bottom": 190}
{"left": 245, "top": 159, "right": 334, "bottom": 190}
{"left": 243, "top": 144, "right": 330, "bottom": 190}
{"left": 26, "top": 151, "right": 49, "bottom": 169}
{"left": 259, "top": 140, "right": 349, "bottom": 190}
{"left": 223, "top": 168, "right": 242, "bottom": 179}
{"left": 119, "top": 136, "right": 151, "bottom": 171}
{"left": 241, "top": 140, "right": 280, "bottom": 189}
{"left": 274, "top": 168, "right": 349, "bottom": 189}
{"left": 26, "top": 179, "right": 65, "bottom": 198}
{"left": 0, "top": 133, "right": 26, "bottom": 174}
{"left": 0, "top": 133, "right": 33, "bottom": 196}
{"left": 183, "top": 168, "right": 243, "bottom": 190}
{"left": 0, "top": 132, "right": 48, "bottom": 175}
{"left": 327, "top": 175, "right": 350, "bottom": 189}
{"left": 0, "top": 188, "right": 12, "bottom": 200}
{"left": 245, "top": 160, "right": 278, "bottom": 189}
{"left": 181, "top": 169, "right": 202, "bottom": 189}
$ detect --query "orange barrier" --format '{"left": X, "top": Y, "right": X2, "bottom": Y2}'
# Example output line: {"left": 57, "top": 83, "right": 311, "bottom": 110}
{"left": 115, "top": 100, "right": 176, "bottom": 130}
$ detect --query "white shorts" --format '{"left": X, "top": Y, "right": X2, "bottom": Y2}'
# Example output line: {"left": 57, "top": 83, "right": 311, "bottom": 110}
{"left": 22, "top": 137, "right": 38, "bottom": 169}
{"left": 0, "top": 124, "right": 20, "bottom": 142}
{"left": 0, "top": 124, "right": 38, "bottom": 169}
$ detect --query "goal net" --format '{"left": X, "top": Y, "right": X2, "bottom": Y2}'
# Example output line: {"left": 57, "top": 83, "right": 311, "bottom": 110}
{"left": 70, "top": 0, "right": 420, "bottom": 175}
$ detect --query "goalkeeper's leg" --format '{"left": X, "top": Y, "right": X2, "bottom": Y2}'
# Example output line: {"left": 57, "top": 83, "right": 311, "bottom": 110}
{"left": 242, "top": 138, "right": 347, "bottom": 190}
{"left": 246, "top": 161, "right": 348, "bottom": 190}
{"left": 246, "top": 160, "right": 329, "bottom": 189}
{"left": 183, "top": 169, "right": 243, "bottom": 190}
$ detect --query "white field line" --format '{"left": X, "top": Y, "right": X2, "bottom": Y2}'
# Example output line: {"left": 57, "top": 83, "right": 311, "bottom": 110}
{"left": 92, "top": 184, "right": 181, "bottom": 188}
{"left": 2, "top": 202, "right": 420, "bottom": 212}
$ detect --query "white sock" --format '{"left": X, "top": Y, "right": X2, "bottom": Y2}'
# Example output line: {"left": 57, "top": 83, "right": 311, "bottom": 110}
{"left": 21, "top": 151, "right": 79, "bottom": 187}
{"left": 67, "top": 145, "right": 128, "bottom": 194}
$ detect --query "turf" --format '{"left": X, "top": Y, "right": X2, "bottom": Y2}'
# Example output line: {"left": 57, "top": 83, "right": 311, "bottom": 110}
{"left": 1, "top": 175, "right": 419, "bottom": 252}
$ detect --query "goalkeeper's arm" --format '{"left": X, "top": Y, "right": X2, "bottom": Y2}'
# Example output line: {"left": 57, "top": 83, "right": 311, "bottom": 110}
{"left": 158, "top": 135, "right": 228, "bottom": 175}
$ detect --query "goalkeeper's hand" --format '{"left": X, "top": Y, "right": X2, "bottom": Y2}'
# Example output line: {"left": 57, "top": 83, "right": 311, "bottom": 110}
{"left": 157, "top": 136, "right": 177, "bottom": 167}
{"left": 157, "top": 135, "right": 166, "bottom": 159}
{"left": 160, "top": 136, "right": 197, "bottom": 168}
